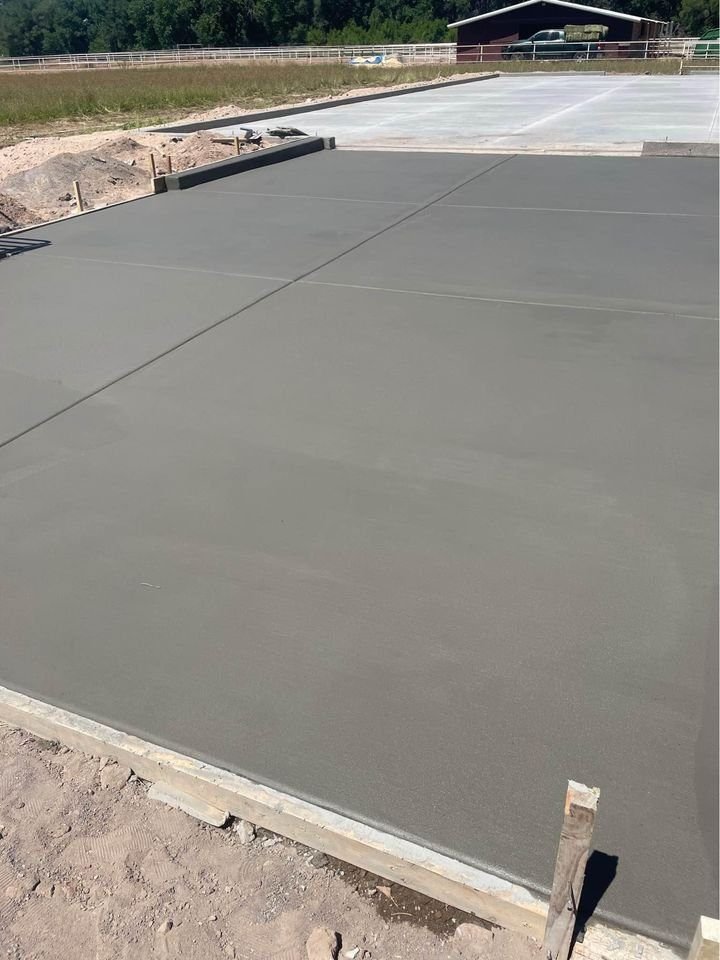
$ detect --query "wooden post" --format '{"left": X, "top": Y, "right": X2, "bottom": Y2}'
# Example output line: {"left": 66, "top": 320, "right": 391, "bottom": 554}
{"left": 688, "top": 917, "right": 720, "bottom": 960}
{"left": 234, "top": 136, "right": 241, "bottom": 155}
{"left": 167, "top": 155, "right": 173, "bottom": 173}
{"left": 149, "top": 153, "right": 157, "bottom": 178}
{"left": 72, "top": 180, "right": 84, "bottom": 212}
{"left": 543, "top": 781, "right": 600, "bottom": 960}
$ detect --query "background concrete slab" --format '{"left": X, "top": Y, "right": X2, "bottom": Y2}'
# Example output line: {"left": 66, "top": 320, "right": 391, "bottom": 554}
{"left": 2, "top": 150, "right": 717, "bottom": 946}
{"left": 213, "top": 74, "right": 720, "bottom": 153}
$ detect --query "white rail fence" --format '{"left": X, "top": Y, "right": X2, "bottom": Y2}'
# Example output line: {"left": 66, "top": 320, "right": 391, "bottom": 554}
{"left": 0, "top": 38, "right": 713, "bottom": 72}
{"left": 0, "top": 44, "right": 456, "bottom": 71}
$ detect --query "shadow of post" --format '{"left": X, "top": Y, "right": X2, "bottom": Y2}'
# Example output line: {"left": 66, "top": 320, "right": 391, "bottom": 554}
{"left": 573, "top": 850, "right": 619, "bottom": 945}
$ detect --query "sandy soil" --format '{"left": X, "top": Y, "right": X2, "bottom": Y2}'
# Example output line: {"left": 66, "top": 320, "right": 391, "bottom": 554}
{"left": 0, "top": 130, "right": 275, "bottom": 231}
{"left": 0, "top": 721, "right": 540, "bottom": 960}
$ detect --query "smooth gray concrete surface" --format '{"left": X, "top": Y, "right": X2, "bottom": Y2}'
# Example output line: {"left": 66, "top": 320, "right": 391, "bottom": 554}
{"left": 20, "top": 189, "right": 416, "bottom": 279}
{"left": 2, "top": 150, "right": 717, "bottom": 945}
{"left": 0, "top": 255, "right": 284, "bottom": 442}
{"left": 195, "top": 149, "right": 503, "bottom": 202}
{"left": 310, "top": 197, "right": 718, "bottom": 317}
{"left": 213, "top": 74, "right": 720, "bottom": 153}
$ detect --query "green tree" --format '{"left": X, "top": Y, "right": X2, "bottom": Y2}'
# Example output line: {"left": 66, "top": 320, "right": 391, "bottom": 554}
{"left": 678, "top": 0, "right": 718, "bottom": 32}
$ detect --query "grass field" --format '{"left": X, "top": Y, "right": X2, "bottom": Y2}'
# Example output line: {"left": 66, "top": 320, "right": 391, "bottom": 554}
{"left": 0, "top": 57, "right": 681, "bottom": 131}
{"left": 0, "top": 62, "right": 485, "bottom": 128}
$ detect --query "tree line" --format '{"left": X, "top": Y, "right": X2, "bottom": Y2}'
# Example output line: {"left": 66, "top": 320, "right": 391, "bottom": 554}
{"left": 0, "top": 0, "right": 715, "bottom": 57}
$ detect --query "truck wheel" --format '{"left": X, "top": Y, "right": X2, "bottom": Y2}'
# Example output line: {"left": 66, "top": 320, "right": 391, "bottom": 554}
{"left": 573, "top": 52, "right": 586, "bottom": 61}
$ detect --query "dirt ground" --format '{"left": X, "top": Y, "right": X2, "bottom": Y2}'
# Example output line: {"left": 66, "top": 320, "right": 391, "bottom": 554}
{"left": 0, "top": 722, "right": 541, "bottom": 960}
{"left": 0, "top": 129, "right": 278, "bottom": 231}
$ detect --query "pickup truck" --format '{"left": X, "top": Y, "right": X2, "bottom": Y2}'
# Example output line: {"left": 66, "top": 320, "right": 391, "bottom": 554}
{"left": 502, "top": 30, "right": 601, "bottom": 60}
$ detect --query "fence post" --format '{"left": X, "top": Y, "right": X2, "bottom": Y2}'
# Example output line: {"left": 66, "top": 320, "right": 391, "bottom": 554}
{"left": 542, "top": 781, "right": 600, "bottom": 960}
{"left": 644, "top": 40, "right": 649, "bottom": 59}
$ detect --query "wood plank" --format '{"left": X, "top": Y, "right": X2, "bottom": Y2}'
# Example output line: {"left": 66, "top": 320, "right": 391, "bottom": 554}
{"left": 688, "top": 917, "right": 720, "bottom": 960}
{"left": 543, "top": 780, "right": 600, "bottom": 960}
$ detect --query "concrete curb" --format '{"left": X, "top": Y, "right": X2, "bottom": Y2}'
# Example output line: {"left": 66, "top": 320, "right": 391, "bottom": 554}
{"left": 149, "top": 72, "right": 500, "bottom": 135}
{"left": 163, "top": 136, "right": 329, "bottom": 190}
{"left": 642, "top": 141, "right": 719, "bottom": 157}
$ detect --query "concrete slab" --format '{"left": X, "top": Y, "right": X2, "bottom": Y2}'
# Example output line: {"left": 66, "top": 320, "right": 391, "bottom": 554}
{"left": 0, "top": 254, "right": 283, "bottom": 442}
{"left": 309, "top": 202, "right": 718, "bottom": 317}
{"left": 443, "top": 155, "right": 720, "bottom": 215}
{"left": 195, "top": 149, "right": 503, "bottom": 203}
{"left": 212, "top": 74, "right": 720, "bottom": 154}
{"left": 26, "top": 189, "right": 416, "bottom": 280}
{"left": 2, "top": 150, "right": 717, "bottom": 946}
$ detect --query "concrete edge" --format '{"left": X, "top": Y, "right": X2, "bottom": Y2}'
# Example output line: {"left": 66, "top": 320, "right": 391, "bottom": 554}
{"left": 164, "top": 135, "right": 328, "bottom": 189}
{"left": 0, "top": 682, "right": 545, "bottom": 937}
{"left": 0, "top": 684, "right": 687, "bottom": 958}
{"left": 642, "top": 141, "right": 720, "bottom": 157}
{"left": 149, "top": 72, "right": 500, "bottom": 134}
{"left": 336, "top": 144, "right": 642, "bottom": 157}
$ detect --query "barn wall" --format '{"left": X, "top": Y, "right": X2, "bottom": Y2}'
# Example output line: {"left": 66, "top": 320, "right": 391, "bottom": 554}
{"left": 456, "top": 7, "right": 637, "bottom": 61}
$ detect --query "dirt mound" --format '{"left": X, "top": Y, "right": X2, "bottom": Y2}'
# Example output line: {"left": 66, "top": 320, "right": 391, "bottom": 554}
{"left": 147, "top": 130, "right": 260, "bottom": 173}
{"left": 0, "top": 193, "right": 39, "bottom": 233}
{"left": 0, "top": 127, "right": 278, "bottom": 229}
{"left": 1, "top": 149, "right": 144, "bottom": 210}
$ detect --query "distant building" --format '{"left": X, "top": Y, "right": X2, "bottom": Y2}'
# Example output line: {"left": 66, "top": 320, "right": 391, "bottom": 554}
{"left": 449, "top": 0, "right": 668, "bottom": 61}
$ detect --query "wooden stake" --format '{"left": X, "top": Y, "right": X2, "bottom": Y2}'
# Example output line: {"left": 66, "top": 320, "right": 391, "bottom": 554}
{"left": 234, "top": 136, "right": 241, "bottom": 155}
{"left": 688, "top": 917, "right": 720, "bottom": 960}
{"left": 167, "top": 155, "right": 173, "bottom": 173}
{"left": 149, "top": 153, "right": 157, "bottom": 178}
{"left": 72, "top": 180, "right": 84, "bottom": 212}
{"left": 543, "top": 781, "right": 600, "bottom": 960}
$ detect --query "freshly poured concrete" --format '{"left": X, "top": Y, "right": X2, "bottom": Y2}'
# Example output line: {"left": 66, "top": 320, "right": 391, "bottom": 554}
{"left": 1, "top": 150, "right": 717, "bottom": 945}
{"left": 213, "top": 74, "right": 720, "bottom": 153}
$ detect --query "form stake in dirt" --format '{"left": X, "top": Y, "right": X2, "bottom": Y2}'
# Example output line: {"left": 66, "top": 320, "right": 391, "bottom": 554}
{"left": 234, "top": 136, "right": 241, "bottom": 155}
{"left": 72, "top": 180, "right": 84, "bottom": 212}
{"left": 543, "top": 780, "right": 599, "bottom": 960}
{"left": 167, "top": 155, "right": 173, "bottom": 173}
{"left": 149, "top": 153, "right": 157, "bottom": 179}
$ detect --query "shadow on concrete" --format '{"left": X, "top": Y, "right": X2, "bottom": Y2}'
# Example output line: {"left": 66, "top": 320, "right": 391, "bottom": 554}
{"left": 574, "top": 851, "right": 619, "bottom": 944}
{"left": 0, "top": 237, "right": 51, "bottom": 259}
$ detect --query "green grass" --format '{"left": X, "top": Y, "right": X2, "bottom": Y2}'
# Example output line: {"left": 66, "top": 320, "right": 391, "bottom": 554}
{"left": 0, "top": 61, "right": 485, "bottom": 128}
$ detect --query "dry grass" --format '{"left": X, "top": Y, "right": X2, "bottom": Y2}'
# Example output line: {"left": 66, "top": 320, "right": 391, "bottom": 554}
{"left": 0, "top": 61, "right": 482, "bottom": 128}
